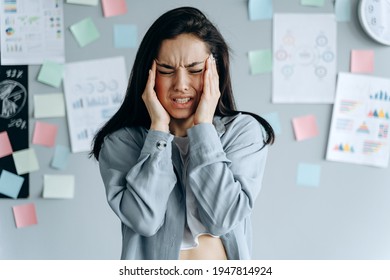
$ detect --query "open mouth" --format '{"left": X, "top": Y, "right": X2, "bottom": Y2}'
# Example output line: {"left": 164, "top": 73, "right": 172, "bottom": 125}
{"left": 173, "top": 97, "right": 192, "bottom": 104}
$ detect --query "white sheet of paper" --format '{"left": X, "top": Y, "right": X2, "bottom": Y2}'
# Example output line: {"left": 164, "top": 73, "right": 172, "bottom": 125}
{"left": 326, "top": 72, "right": 390, "bottom": 168}
{"left": 34, "top": 93, "right": 65, "bottom": 118}
{"left": 272, "top": 13, "right": 337, "bottom": 103}
{"left": 43, "top": 174, "right": 75, "bottom": 199}
{"left": 63, "top": 56, "right": 127, "bottom": 153}
{"left": 0, "top": 0, "right": 65, "bottom": 65}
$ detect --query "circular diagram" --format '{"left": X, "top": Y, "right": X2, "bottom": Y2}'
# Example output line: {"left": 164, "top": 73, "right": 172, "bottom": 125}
{"left": 0, "top": 80, "right": 27, "bottom": 119}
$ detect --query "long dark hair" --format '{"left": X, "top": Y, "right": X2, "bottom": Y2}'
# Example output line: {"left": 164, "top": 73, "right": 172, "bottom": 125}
{"left": 91, "top": 6, "right": 274, "bottom": 160}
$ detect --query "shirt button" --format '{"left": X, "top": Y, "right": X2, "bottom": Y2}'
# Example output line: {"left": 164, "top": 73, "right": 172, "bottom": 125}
{"left": 156, "top": 140, "right": 167, "bottom": 150}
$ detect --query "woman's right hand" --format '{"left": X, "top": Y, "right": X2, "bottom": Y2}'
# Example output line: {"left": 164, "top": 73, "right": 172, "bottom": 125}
{"left": 142, "top": 60, "right": 170, "bottom": 132}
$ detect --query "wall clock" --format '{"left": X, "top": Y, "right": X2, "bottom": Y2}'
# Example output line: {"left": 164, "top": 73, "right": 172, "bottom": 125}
{"left": 358, "top": 0, "right": 390, "bottom": 46}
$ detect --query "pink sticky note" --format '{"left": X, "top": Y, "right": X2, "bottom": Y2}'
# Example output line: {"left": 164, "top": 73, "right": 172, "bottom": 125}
{"left": 12, "top": 203, "right": 38, "bottom": 228}
{"left": 32, "top": 121, "right": 58, "bottom": 147}
{"left": 292, "top": 114, "right": 319, "bottom": 141}
{"left": 350, "top": 50, "right": 374, "bottom": 73}
{"left": 0, "top": 131, "right": 13, "bottom": 158}
{"left": 102, "top": 0, "right": 127, "bottom": 17}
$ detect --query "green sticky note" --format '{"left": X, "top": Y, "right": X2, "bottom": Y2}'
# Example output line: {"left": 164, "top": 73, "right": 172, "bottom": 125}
{"left": 37, "top": 61, "right": 64, "bottom": 88}
{"left": 301, "top": 0, "right": 325, "bottom": 7}
{"left": 248, "top": 49, "right": 272, "bottom": 75}
{"left": 70, "top": 17, "right": 100, "bottom": 47}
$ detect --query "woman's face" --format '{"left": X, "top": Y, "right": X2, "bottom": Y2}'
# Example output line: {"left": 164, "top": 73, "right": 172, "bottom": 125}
{"left": 155, "top": 33, "right": 209, "bottom": 120}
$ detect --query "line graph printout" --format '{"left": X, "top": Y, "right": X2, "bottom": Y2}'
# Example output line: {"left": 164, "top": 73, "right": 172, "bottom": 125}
{"left": 326, "top": 73, "right": 390, "bottom": 168}
{"left": 63, "top": 56, "right": 127, "bottom": 153}
{"left": 272, "top": 13, "right": 337, "bottom": 103}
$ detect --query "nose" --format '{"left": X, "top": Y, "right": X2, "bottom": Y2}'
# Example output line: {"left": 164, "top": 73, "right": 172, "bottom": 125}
{"left": 173, "top": 68, "right": 189, "bottom": 92}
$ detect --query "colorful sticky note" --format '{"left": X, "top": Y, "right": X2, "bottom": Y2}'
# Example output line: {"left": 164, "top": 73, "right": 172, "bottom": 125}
{"left": 102, "top": 0, "right": 127, "bottom": 17}
{"left": 66, "top": 0, "right": 98, "bottom": 5}
{"left": 292, "top": 114, "right": 319, "bottom": 141}
{"left": 301, "top": 0, "right": 325, "bottom": 7}
{"left": 0, "top": 170, "right": 24, "bottom": 199}
{"left": 32, "top": 121, "right": 58, "bottom": 147}
{"left": 13, "top": 203, "right": 38, "bottom": 228}
{"left": 37, "top": 61, "right": 64, "bottom": 88}
{"left": 12, "top": 148, "right": 40, "bottom": 175}
{"left": 43, "top": 174, "right": 75, "bottom": 199}
{"left": 248, "top": 49, "right": 272, "bottom": 75}
{"left": 335, "top": 0, "right": 352, "bottom": 22}
{"left": 248, "top": 0, "right": 273, "bottom": 20}
{"left": 70, "top": 17, "right": 100, "bottom": 47}
{"left": 0, "top": 131, "right": 13, "bottom": 158}
{"left": 34, "top": 93, "right": 65, "bottom": 118}
{"left": 350, "top": 50, "right": 374, "bottom": 73}
{"left": 263, "top": 112, "right": 282, "bottom": 135}
{"left": 297, "top": 163, "right": 321, "bottom": 187}
{"left": 51, "top": 145, "right": 71, "bottom": 170}
{"left": 114, "top": 24, "right": 137, "bottom": 48}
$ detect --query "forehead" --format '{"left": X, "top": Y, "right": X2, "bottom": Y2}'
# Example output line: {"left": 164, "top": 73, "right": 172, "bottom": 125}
{"left": 157, "top": 34, "right": 209, "bottom": 65}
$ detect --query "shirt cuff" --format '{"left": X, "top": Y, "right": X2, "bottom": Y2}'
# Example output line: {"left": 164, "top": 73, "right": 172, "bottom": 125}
{"left": 140, "top": 129, "right": 174, "bottom": 156}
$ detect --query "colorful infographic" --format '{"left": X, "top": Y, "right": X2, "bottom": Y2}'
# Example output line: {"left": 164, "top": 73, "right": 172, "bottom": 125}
{"left": 326, "top": 72, "right": 390, "bottom": 167}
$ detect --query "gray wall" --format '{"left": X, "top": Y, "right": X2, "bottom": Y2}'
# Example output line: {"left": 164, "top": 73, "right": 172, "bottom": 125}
{"left": 1, "top": 0, "right": 389, "bottom": 259}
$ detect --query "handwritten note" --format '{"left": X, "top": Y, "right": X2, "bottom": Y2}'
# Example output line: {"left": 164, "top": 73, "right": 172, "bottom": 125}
{"left": 292, "top": 114, "right": 319, "bottom": 141}
{"left": 43, "top": 174, "right": 75, "bottom": 199}
{"left": 350, "top": 50, "right": 374, "bottom": 74}
{"left": 114, "top": 24, "right": 137, "bottom": 48}
{"left": 12, "top": 203, "right": 38, "bottom": 228}
{"left": 248, "top": 49, "right": 272, "bottom": 75}
{"left": 102, "top": 0, "right": 127, "bottom": 17}
{"left": 0, "top": 170, "right": 24, "bottom": 198}
{"left": 32, "top": 121, "right": 58, "bottom": 147}
{"left": 12, "top": 148, "right": 40, "bottom": 175}
{"left": 34, "top": 93, "right": 66, "bottom": 118}
{"left": 248, "top": 0, "right": 273, "bottom": 20}
{"left": 296, "top": 163, "right": 321, "bottom": 187}
{"left": 37, "top": 61, "right": 64, "bottom": 88}
{"left": 0, "top": 131, "right": 13, "bottom": 158}
{"left": 70, "top": 17, "right": 100, "bottom": 47}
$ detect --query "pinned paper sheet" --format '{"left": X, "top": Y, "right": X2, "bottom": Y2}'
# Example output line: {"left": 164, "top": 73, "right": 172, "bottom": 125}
{"left": 296, "top": 163, "right": 321, "bottom": 187}
{"left": 335, "top": 0, "right": 352, "bottom": 22}
{"left": 350, "top": 50, "right": 374, "bottom": 73}
{"left": 0, "top": 131, "right": 13, "bottom": 158}
{"left": 248, "top": 0, "right": 273, "bottom": 20}
{"left": 12, "top": 148, "right": 40, "bottom": 175}
{"left": 43, "top": 174, "right": 75, "bottom": 199}
{"left": 0, "top": 170, "right": 24, "bottom": 199}
{"left": 114, "top": 24, "right": 137, "bottom": 48}
{"left": 34, "top": 93, "right": 66, "bottom": 118}
{"left": 12, "top": 203, "right": 38, "bottom": 228}
{"left": 301, "top": 0, "right": 325, "bottom": 7}
{"left": 66, "top": 0, "right": 98, "bottom": 5}
{"left": 51, "top": 145, "right": 71, "bottom": 170}
{"left": 102, "top": 0, "right": 127, "bottom": 17}
{"left": 32, "top": 122, "right": 58, "bottom": 147}
{"left": 37, "top": 61, "right": 64, "bottom": 88}
{"left": 70, "top": 17, "right": 100, "bottom": 47}
{"left": 248, "top": 49, "right": 272, "bottom": 75}
{"left": 263, "top": 111, "right": 282, "bottom": 135}
{"left": 292, "top": 114, "right": 319, "bottom": 141}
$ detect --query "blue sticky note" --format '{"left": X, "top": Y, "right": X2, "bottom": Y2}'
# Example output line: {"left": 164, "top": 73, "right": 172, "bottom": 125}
{"left": 114, "top": 24, "right": 137, "bottom": 48}
{"left": 301, "top": 0, "right": 325, "bottom": 7}
{"left": 0, "top": 170, "right": 24, "bottom": 198}
{"left": 248, "top": 0, "right": 273, "bottom": 21}
{"left": 263, "top": 111, "right": 282, "bottom": 135}
{"left": 296, "top": 163, "right": 321, "bottom": 188}
{"left": 37, "top": 61, "right": 64, "bottom": 88}
{"left": 51, "top": 145, "right": 71, "bottom": 170}
{"left": 335, "top": 0, "right": 351, "bottom": 22}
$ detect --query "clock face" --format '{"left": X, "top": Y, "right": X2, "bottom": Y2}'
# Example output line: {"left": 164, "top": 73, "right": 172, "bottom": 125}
{"left": 359, "top": 0, "right": 390, "bottom": 45}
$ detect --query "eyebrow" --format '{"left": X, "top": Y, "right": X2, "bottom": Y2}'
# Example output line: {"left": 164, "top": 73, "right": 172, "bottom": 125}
{"left": 155, "top": 60, "right": 205, "bottom": 69}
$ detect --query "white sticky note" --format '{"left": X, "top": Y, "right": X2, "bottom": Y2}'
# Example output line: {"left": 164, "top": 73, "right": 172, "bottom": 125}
{"left": 66, "top": 0, "right": 98, "bottom": 5}
{"left": 12, "top": 148, "right": 40, "bottom": 175}
{"left": 34, "top": 93, "right": 65, "bottom": 118}
{"left": 43, "top": 174, "right": 75, "bottom": 199}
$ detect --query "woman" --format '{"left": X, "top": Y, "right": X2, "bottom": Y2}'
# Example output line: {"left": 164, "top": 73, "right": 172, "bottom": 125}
{"left": 91, "top": 6, "right": 274, "bottom": 260}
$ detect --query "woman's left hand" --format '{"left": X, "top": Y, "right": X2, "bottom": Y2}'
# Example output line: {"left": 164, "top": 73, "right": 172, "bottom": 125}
{"left": 193, "top": 54, "right": 221, "bottom": 125}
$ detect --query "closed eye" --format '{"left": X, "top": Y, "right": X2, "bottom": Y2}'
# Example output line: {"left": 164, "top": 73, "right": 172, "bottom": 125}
{"left": 157, "top": 70, "right": 174, "bottom": 75}
{"left": 189, "top": 69, "right": 203, "bottom": 74}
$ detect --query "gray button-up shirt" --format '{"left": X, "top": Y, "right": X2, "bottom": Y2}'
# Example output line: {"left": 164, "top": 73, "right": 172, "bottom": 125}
{"left": 98, "top": 113, "right": 269, "bottom": 259}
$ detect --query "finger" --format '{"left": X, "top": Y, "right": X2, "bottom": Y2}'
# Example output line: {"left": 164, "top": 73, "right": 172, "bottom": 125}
{"left": 148, "top": 60, "right": 157, "bottom": 89}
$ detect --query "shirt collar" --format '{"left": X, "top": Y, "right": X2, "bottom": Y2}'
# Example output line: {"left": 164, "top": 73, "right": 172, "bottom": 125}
{"left": 213, "top": 113, "right": 240, "bottom": 137}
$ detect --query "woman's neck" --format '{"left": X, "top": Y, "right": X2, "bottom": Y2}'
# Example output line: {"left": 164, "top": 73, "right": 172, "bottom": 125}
{"left": 169, "top": 116, "right": 194, "bottom": 137}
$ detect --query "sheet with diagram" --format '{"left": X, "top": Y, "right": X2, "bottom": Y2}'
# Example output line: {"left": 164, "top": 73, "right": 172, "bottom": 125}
{"left": 0, "top": 0, "right": 65, "bottom": 65}
{"left": 326, "top": 72, "right": 390, "bottom": 168}
{"left": 272, "top": 13, "right": 337, "bottom": 103}
{"left": 63, "top": 56, "right": 128, "bottom": 153}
